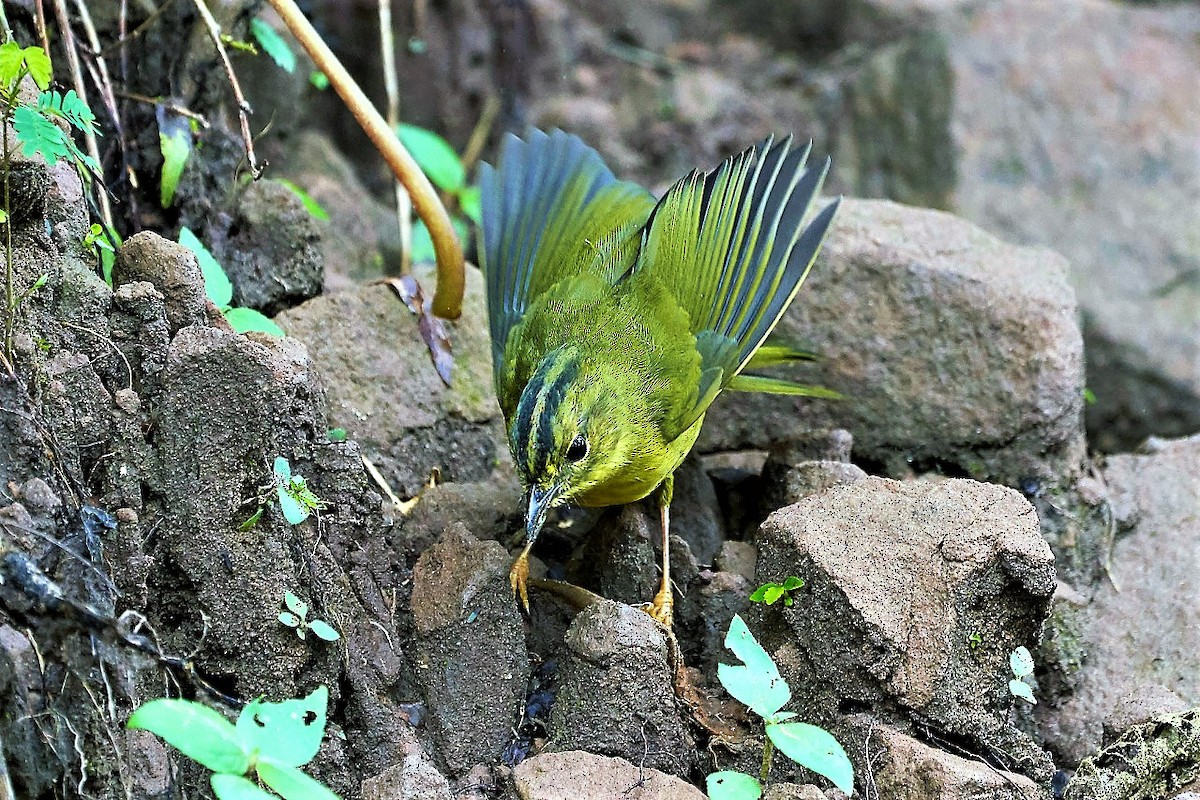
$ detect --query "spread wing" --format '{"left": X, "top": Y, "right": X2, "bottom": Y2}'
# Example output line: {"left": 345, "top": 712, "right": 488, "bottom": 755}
{"left": 633, "top": 136, "right": 840, "bottom": 437}
{"left": 478, "top": 129, "right": 655, "bottom": 386}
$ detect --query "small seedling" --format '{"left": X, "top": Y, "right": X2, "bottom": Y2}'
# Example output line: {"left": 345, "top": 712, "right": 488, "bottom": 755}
{"left": 127, "top": 686, "right": 339, "bottom": 800}
{"left": 273, "top": 456, "right": 323, "bottom": 525}
{"left": 1008, "top": 646, "right": 1037, "bottom": 705}
{"left": 84, "top": 223, "right": 119, "bottom": 283}
{"left": 707, "top": 615, "right": 854, "bottom": 800}
{"left": 750, "top": 576, "right": 805, "bottom": 607}
{"left": 968, "top": 631, "right": 983, "bottom": 650}
{"left": 278, "top": 591, "right": 340, "bottom": 642}
{"left": 326, "top": 428, "right": 347, "bottom": 443}
{"left": 178, "top": 227, "right": 285, "bottom": 336}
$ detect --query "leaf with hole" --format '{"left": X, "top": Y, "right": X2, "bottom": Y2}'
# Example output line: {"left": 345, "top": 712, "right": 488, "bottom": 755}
{"left": 397, "top": 124, "right": 465, "bottom": 193}
{"left": 278, "top": 611, "right": 301, "bottom": 628}
{"left": 250, "top": 18, "right": 297, "bottom": 74}
{"left": 178, "top": 227, "right": 233, "bottom": 308}
{"left": 766, "top": 721, "right": 854, "bottom": 794}
{"left": 236, "top": 685, "right": 328, "bottom": 767}
{"left": 717, "top": 614, "right": 790, "bottom": 719}
{"left": 284, "top": 591, "right": 308, "bottom": 618}
{"left": 1010, "top": 646, "right": 1034, "bottom": 678}
{"left": 706, "top": 771, "right": 761, "bottom": 800}
{"left": 127, "top": 699, "right": 251, "bottom": 775}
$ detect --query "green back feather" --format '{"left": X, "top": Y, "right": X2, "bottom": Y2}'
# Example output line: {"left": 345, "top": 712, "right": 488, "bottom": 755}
{"left": 478, "top": 130, "right": 655, "bottom": 387}
{"left": 634, "top": 136, "right": 840, "bottom": 436}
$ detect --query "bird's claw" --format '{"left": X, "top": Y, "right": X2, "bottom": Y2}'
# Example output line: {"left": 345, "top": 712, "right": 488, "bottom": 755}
{"left": 509, "top": 552, "right": 531, "bottom": 613}
{"left": 642, "top": 587, "right": 674, "bottom": 629}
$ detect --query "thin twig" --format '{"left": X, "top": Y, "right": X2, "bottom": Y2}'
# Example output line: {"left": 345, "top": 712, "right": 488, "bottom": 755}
{"left": 114, "top": 90, "right": 210, "bottom": 128}
{"left": 267, "top": 0, "right": 464, "bottom": 319}
{"left": 189, "top": 0, "right": 263, "bottom": 178}
{"left": 101, "top": 0, "right": 178, "bottom": 55}
{"left": 51, "top": 0, "right": 114, "bottom": 229}
{"left": 461, "top": 94, "right": 501, "bottom": 173}
{"left": 72, "top": 0, "right": 125, "bottom": 150}
{"left": 33, "top": 0, "right": 51, "bottom": 55}
{"left": 378, "top": 0, "right": 414, "bottom": 275}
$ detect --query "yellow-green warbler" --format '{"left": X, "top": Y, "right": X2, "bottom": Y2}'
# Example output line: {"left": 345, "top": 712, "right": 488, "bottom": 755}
{"left": 479, "top": 129, "right": 839, "bottom": 626}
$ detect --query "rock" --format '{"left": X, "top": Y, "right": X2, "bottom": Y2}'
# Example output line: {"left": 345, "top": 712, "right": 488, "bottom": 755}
{"left": 399, "top": 473, "right": 524, "bottom": 559}
{"left": 410, "top": 524, "right": 528, "bottom": 776}
{"left": 109, "top": 281, "right": 171, "bottom": 393}
{"left": 944, "top": 1, "right": 1200, "bottom": 442}
{"left": 762, "top": 784, "right": 825, "bottom": 800}
{"left": 275, "top": 132, "right": 399, "bottom": 292}
{"left": 1036, "top": 435, "right": 1200, "bottom": 765}
{"left": 113, "top": 232, "right": 210, "bottom": 334}
{"left": 832, "top": 28, "right": 956, "bottom": 209}
{"left": 714, "top": 541, "right": 757, "bottom": 581}
{"left": 149, "top": 326, "right": 342, "bottom": 697}
{"left": 758, "top": 476, "right": 1056, "bottom": 780}
{"left": 693, "top": 570, "right": 753, "bottom": 673}
{"left": 361, "top": 735, "right": 454, "bottom": 800}
{"left": 214, "top": 178, "right": 324, "bottom": 315}
{"left": 701, "top": 199, "right": 1086, "bottom": 489}
{"left": 572, "top": 505, "right": 659, "bottom": 607}
{"left": 512, "top": 751, "right": 705, "bottom": 800}
{"left": 870, "top": 725, "right": 1044, "bottom": 800}
{"left": 669, "top": 456, "right": 726, "bottom": 565}
{"left": 1065, "top": 709, "right": 1200, "bottom": 800}
{"left": 276, "top": 263, "right": 499, "bottom": 497}
{"left": 548, "top": 601, "right": 696, "bottom": 777}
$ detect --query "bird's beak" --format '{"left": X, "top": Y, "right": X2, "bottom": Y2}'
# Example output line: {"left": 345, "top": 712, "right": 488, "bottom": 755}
{"left": 525, "top": 484, "right": 561, "bottom": 544}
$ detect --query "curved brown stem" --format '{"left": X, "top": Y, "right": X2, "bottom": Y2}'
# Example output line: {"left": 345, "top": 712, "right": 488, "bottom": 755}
{"left": 266, "top": 0, "right": 465, "bottom": 320}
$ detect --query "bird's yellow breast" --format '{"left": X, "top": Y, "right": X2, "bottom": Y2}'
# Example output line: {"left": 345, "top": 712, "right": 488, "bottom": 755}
{"left": 572, "top": 414, "right": 704, "bottom": 507}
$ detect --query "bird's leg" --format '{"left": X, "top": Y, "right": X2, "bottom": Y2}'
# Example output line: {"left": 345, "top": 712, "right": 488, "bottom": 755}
{"left": 646, "top": 478, "right": 674, "bottom": 627}
{"left": 509, "top": 540, "right": 534, "bottom": 613}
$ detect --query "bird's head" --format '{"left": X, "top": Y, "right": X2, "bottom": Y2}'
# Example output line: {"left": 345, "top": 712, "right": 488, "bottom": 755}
{"left": 507, "top": 347, "right": 637, "bottom": 545}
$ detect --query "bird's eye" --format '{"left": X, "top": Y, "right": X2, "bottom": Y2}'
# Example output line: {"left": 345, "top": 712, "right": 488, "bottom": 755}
{"left": 565, "top": 434, "right": 588, "bottom": 462}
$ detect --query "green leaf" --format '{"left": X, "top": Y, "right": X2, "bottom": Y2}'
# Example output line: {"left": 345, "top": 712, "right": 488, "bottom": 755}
{"left": 706, "top": 771, "right": 762, "bottom": 800}
{"left": 717, "top": 615, "right": 790, "bottom": 719}
{"left": 250, "top": 18, "right": 297, "bottom": 73}
{"left": 178, "top": 227, "right": 233, "bottom": 308}
{"left": 782, "top": 576, "right": 804, "bottom": 591}
{"left": 1009, "top": 646, "right": 1034, "bottom": 678}
{"left": 23, "top": 47, "right": 52, "bottom": 90}
{"left": 13, "top": 106, "right": 70, "bottom": 165}
{"left": 1009, "top": 679, "right": 1036, "bottom": 705}
{"left": 307, "top": 620, "right": 340, "bottom": 642}
{"left": 0, "top": 43, "right": 25, "bottom": 88}
{"left": 273, "top": 456, "right": 292, "bottom": 482}
{"left": 767, "top": 722, "right": 854, "bottom": 794}
{"left": 224, "top": 307, "right": 285, "bottom": 336}
{"left": 159, "top": 127, "right": 191, "bottom": 208}
{"left": 397, "top": 124, "right": 465, "bottom": 193}
{"left": 127, "top": 699, "right": 251, "bottom": 775}
{"left": 763, "top": 586, "right": 785, "bottom": 605}
{"left": 277, "top": 179, "right": 329, "bottom": 221}
{"left": 39, "top": 90, "right": 96, "bottom": 134}
{"left": 284, "top": 591, "right": 308, "bottom": 617}
{"left": 236, "top": 685, "right": 329, "bottom": 768}
{"left": 278, "top": 611, "right": 301, "bottom": 628}
{"left": 211, "top": 774, "right": 278, "bottom": 800}
{"left": 327, "top": 428, "right": 347, "bottom": 443}
{"left": 749, "top": 585, "right": 769, "bottom": 603}
{"left": 277, "top": 485, "right": 309, "bottom": 524}
{"left": 257, "top": 760, "right": 340, "bottom": 800}
{"left": 459, "top": 185, "right": 481, "bottom": 226}
{"left": 239, "top": 507, "right": 264, "bottom": 531}
{"left": 309, "top": 71, "right": 329, "bottom": 90}
{"left": 409, "top": 221, "right": 435, "bottom": 265}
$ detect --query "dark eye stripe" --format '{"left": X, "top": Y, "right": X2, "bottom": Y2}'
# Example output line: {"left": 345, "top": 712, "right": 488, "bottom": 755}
{"left": 513, "top": 350, "right": 579, "bottom": 479}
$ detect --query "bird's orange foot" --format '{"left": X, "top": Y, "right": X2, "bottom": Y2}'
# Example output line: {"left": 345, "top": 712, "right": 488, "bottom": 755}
{"left": 642, "top": 586, "right": 674, "bottom": 628}
{"left": 509, "top": 552, "right": 531, "bottom": 613}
